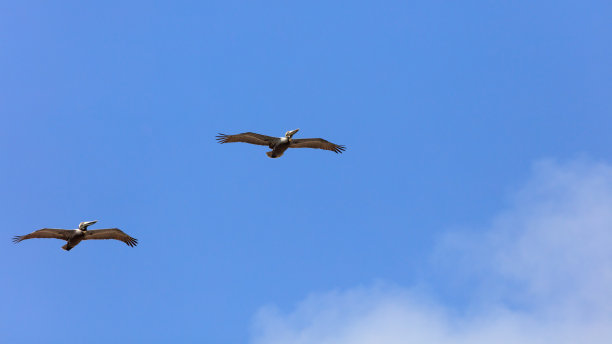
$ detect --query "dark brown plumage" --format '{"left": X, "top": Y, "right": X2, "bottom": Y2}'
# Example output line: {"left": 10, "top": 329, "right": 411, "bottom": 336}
{"left": 12, "top": 228, "right": 72, "bottom": 243}
{"left": 216, "top": 132, "right": 276, "bottom": 146}
{"left": 290, "top": 138, "right": 346, "bottom": 153}
{"left": 83, "top": 228, "right": 139, "bottom": 247}
{"left": 12, "top": 221, "right": 138, "bottom": 250}
{"left": 216, "top": 129, "right": 345, "bottom": 158}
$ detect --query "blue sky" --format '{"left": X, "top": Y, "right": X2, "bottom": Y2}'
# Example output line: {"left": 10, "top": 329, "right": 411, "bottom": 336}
{"left": 1, "top": 1, "right": 611, "bottom": 343}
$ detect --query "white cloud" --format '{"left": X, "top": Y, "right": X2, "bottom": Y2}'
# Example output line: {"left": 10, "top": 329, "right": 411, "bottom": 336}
{"left": 250, "top": 160, "right": 612, "bottom": 344}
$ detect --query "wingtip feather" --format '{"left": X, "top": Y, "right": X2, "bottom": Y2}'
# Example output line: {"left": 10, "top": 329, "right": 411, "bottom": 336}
{"left": 215, "top": 133, "right": 229, "bottom": 144}
{"left": 333, "top": 145, "right": 346, "bottom": 153}
{"left": 126, "top": 237, "right": 138, "bottom": 247}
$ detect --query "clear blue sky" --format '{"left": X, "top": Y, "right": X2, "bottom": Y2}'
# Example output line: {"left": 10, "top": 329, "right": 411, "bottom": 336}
{"left": 1, "top": 1, "right": 611, "bottom": 343}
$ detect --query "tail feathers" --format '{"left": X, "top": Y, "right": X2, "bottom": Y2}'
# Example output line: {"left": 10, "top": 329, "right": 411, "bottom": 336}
{"left": 62, "top": 244, "right": 72, "bottom": 251}
{"left": 266, "top": 151, "right": 281, "bottom": 158}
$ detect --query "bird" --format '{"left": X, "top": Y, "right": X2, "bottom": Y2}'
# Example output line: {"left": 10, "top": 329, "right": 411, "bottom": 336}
{"left": 12, "top": 220, "right": 138, "bottom": 251}
{"left": 216, "top": 129, "right": 346, "bottom": 158}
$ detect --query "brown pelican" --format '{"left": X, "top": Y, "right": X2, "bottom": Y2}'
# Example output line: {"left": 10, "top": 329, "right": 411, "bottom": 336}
{"left": 12, "top": 220, "right": 138, "bottom": 251}
{"left": 216, "top": 129, "right": 346, "bottom": 158}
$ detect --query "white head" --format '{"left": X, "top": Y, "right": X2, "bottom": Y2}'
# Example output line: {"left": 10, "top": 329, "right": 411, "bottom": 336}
{"left": 285, "top": 128, "right": 300, "bottom": 138}
{"left": 78, "top": 220, "right": 98, "bottom": 231}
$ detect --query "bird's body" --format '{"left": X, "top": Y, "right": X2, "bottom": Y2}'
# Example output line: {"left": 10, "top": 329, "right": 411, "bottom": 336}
{"left": 12, "top": 220, "right": 138, "bottom": 251}
{"left": 63, "top": 228, "right": 85, "bottom": 251}
{"left": 216, "top": 129, "right": 345, "bottom": 158}
{"left": 267, "top": 136, "right": 291, "bottom": 158}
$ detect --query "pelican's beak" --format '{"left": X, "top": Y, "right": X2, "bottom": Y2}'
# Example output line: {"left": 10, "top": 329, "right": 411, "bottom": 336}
{"left": 287, "top": 128, "right": 300, "bottom": 137}
{"left": 85, "top": 220, "right": 98, "bottom": 226}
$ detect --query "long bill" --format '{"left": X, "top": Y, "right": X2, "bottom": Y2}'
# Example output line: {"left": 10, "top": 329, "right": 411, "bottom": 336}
{"left": 286, "top": 128, "right": 300, "bottom": 137}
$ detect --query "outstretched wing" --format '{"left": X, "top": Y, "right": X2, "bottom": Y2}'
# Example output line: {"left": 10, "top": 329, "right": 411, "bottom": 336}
{"left": 84, "top": 228, "right": 138, "bottom": 247}
{"left": 12, "top": 228, "right": 73, "bottom": 243}
{"left": 216, "top": 132, "right": 277, "bottom": 146}
{"left": 290, "top": 138, "right": 346, "bottom": 153}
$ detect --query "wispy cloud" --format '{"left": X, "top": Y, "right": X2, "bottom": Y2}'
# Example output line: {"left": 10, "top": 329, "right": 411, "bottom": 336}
{"left": 250, "top": 160, "right": 612, "bottom": 344}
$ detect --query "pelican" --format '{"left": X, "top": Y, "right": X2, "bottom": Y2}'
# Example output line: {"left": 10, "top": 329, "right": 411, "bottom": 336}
{"left": 12, "top": 220, "right": 138, "bottom": 251}
{"left": 216, "top": 129, "right": 346, "bottom": 158}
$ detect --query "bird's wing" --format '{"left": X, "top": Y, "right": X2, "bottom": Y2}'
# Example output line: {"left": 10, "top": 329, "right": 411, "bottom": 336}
{"left": 12, "top": 228, "right": 73, "bottom": 243}
{"left": 216, "top": 132, "right": 277, "bottom": 146}
{"left": 83, "top": 228, "right": 138, "bottom": 247}
{"left": 290, "top": 138, "right": 346, "bottom": 153}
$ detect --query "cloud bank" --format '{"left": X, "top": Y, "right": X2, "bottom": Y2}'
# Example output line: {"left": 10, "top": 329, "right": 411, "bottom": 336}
{"left": 250, "top": 160, "right": 612, "bottom": 343}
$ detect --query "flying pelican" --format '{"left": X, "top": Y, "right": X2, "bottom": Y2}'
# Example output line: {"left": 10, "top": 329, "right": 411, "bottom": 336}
{"left": 12, "top": 220, "right": 138, "bottom": 251}
{"left": 216, "top": 129, "right": 346, "bottom": 158}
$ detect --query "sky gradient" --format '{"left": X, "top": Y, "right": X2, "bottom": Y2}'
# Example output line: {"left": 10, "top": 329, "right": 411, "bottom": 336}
{"left": 1, "top": 1, "right": 611, "bottom": 343}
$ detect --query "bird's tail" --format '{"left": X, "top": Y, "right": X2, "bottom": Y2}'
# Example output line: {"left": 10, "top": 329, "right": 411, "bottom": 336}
{"left": 62, "top": 244, "right": 73, "bottom": 251}
{"left": 266, "top": 151, "right": 282, "bottom": 158}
